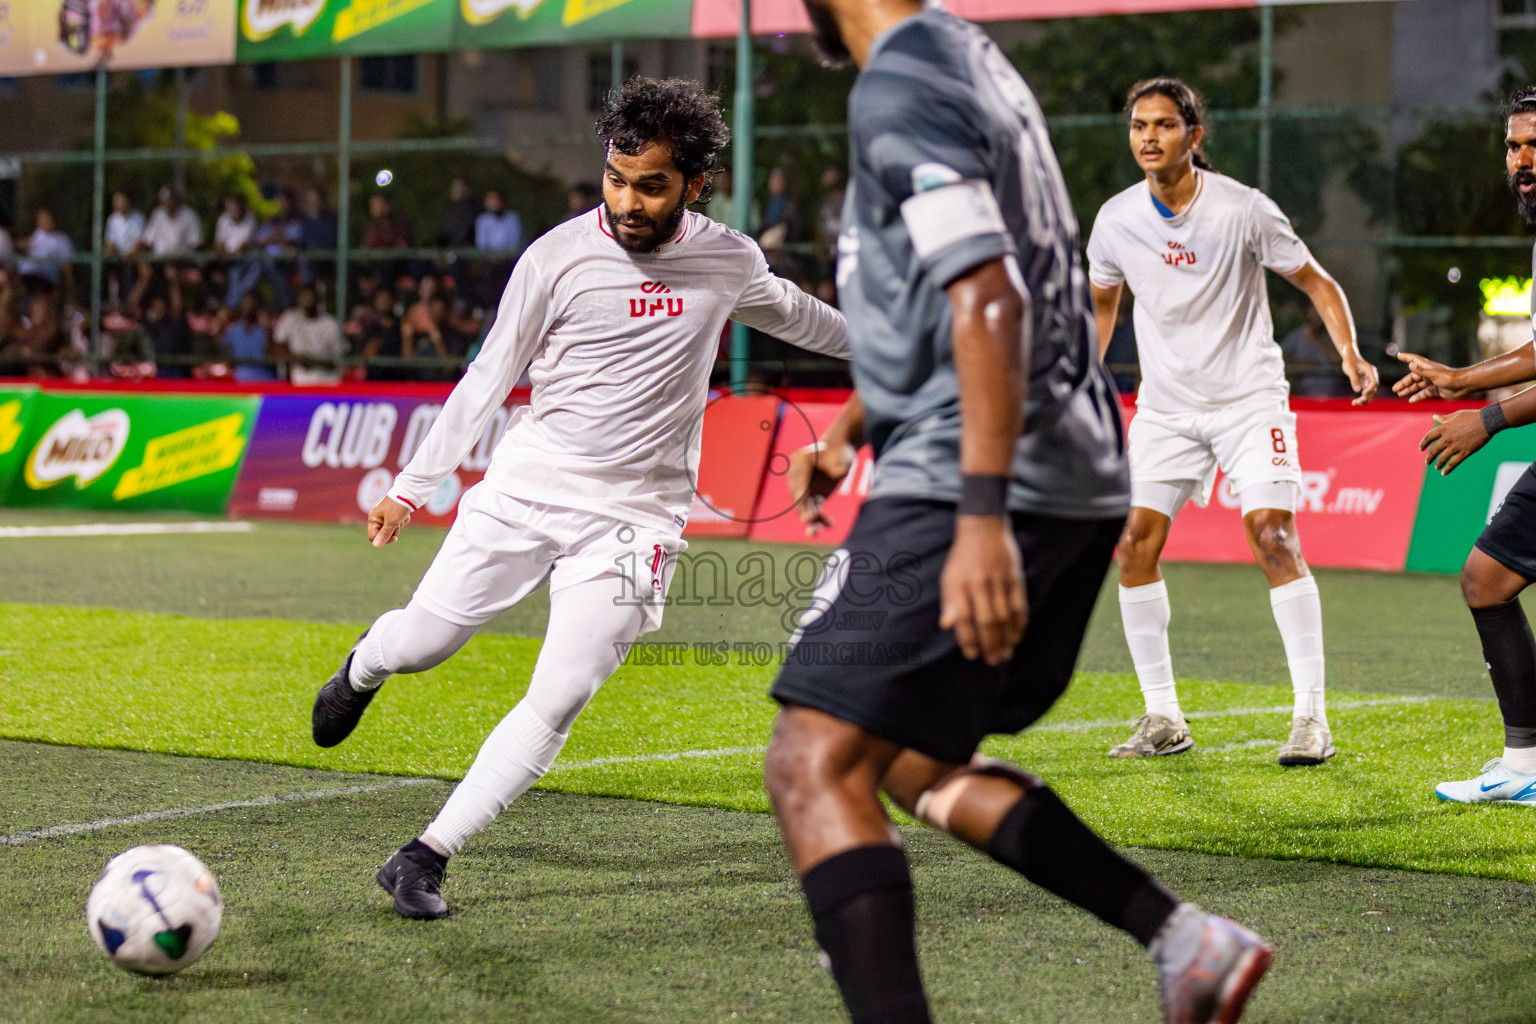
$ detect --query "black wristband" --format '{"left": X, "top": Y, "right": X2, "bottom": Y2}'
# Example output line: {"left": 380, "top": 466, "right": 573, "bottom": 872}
{"left": 958, "top": 474, "right": 1009, "bottom": 516}
{"left": 1482, "top": 403, "right": 1510, "bottom": 437}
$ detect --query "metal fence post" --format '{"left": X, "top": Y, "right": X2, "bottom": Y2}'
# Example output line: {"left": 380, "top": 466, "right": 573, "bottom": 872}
{"left": 1258, "top": 5, "right": 1274, "bottom": 195}
{"left": 90, "top": 66, "right": 106, "bottom": 363}
{"left": 336, "top": 56, "right": 352, "bottom": 322}
{"left": 611, "top": 41, "right": 624, "bottom": 94}
{"left": 730, "top": 0, "right": 753, "bottom": 392}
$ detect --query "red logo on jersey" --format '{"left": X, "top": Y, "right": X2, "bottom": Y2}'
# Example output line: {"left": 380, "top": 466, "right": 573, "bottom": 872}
{"left": 631, "top": 281, "right": 684, "bottom": 318}
{"left": 1161, "top": 241, "right": 1198, "bottom": 267}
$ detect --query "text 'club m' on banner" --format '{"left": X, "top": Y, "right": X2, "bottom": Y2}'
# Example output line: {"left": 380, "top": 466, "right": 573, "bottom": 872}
{"left": 0, "top": 0, "right": 236, "bottom": 78}
{"left": 1, "top": 391, "right": 259, "bottom": 514}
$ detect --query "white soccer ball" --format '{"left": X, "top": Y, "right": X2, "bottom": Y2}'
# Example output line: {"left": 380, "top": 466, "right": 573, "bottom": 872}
{"left": 86, "top": 844, "right": 222, "bottom": 975}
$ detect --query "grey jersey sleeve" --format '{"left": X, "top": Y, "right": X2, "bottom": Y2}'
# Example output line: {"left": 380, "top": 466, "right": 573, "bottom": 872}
{"left": 856, "top": 80, "right": 1016, "bottom": 288}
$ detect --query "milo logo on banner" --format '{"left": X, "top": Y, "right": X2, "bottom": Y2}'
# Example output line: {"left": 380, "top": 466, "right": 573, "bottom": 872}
{"left": 24, "top": 409, "right": 131, "bottom": 490}
{"left": 242, "top": 0, "right": 326, "bottom": 39}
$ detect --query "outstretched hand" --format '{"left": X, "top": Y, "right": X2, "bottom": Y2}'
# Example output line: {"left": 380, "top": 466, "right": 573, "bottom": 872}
{"left": 1394, "top": 351, "right": 1468, "bottom": 402}
{"left": 788, "top": 442, "right": 857, "bottom": 537}
{"left": 1342, "top": 352, "right": 1379, "bottom": 406}
{"left": 1420, "top": 410, "right": 1490, "bottom": 475}
{"left": 368, "top": 496, "right": 412, "bottom": 547}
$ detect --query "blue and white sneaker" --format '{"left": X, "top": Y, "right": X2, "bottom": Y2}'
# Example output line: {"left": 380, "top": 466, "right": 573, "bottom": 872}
{"left": 1434, "top": 758, "right": 1536, "bottom": 805}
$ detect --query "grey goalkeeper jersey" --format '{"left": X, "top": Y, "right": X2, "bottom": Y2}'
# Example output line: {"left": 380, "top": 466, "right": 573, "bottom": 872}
{"left": 839, "top": 9, "right": 1128, "bottom": 519}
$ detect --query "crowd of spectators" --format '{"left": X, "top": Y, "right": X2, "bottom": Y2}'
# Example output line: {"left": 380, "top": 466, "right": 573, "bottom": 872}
{"left": 0, "top": 163, "right": 854, "bottom": 386}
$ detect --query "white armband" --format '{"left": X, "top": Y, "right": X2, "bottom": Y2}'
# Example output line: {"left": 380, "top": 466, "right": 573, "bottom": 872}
{"left": 899, "top": 179, "right": 1006, "bottom": 261}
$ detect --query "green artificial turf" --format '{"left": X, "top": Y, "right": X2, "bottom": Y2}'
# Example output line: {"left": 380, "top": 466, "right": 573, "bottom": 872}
{"left": 2, "top": 601, "right": 1531, "bottom": 882}
{"left": 6, "top": 741, "right": 1536, "bottom": 1024}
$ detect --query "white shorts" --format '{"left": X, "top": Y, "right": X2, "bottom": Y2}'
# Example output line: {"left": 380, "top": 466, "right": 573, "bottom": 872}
{"left": 413, "top": 482, "right": 687, "bottom": 635}
{"left": 1128, "top": 400, "right": 1301, "bottom": 519}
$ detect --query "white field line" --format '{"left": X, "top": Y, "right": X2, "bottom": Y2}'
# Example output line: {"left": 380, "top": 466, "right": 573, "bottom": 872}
{"left": 0, "top": 522, "right": 254, "bottom": 539}
{"left": 546, "top": 697, "right": 1434, "bottom": 773}
{"left": 2, "top": 778, "right": 440, "bottom": 847}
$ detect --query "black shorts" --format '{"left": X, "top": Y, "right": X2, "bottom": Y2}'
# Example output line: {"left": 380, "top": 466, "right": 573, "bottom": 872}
{"left": 1477, "top": 461, "right": 1536, "bottom": 581}
{"left": 770, "top": 497, "right": 1124, "bottom": 765}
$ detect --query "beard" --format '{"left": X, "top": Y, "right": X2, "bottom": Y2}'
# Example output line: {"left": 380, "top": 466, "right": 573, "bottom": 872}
{"left": 1512, "top": 170, "right": 1536, "bottom": 227}
{"left": 604, "top": 195, "right": 688, "bottom": 253}
{"left": 803, "top": 1, "right": 852, "bottom": 67}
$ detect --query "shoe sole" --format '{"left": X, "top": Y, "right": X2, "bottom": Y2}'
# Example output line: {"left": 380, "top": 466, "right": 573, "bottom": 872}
{"left": 375, "top": 865, "right": 450, "bottom": 920}
{"left": 1108, "top": 735, "right": 1194, "bottom": 758}
{"left": 1434, "top": 789, "right": 1536, "bottom": 805}
{"left": 1212, "top": 942, "right": 1274, "bottom": 1024}
{"left": 1278, "top": 743, "right": 1335, "bottom": 767}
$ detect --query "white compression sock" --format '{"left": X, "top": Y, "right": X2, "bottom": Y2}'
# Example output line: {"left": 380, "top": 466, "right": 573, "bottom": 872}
{"left": 420, "top": 574, "right": 646, "bottom": 856}
{"left": 1503, "top": 746, "right": 1536, "bottom": 773}
{"left": 1270, "top": 575, "right": 1327, "bottom": 727}
{"left": 423, "top": 700, "right": 568, "bottom": 856}
{"left": 1119, "top": 580, "right": 1181, "bottom": 720}
{"left": 349, "top": 604, "right": 479, "bottom": 692}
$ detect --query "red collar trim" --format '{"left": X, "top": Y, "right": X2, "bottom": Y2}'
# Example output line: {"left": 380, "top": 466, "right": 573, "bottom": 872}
{"left": 594, "top": 207, "right": 690, "bottom": 249}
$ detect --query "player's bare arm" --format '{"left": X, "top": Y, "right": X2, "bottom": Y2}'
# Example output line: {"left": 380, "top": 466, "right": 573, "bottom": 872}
{"left": 941, "top": 257, "right": 1028, "bottom": 666}
{"left": 1394, "top": 341, "right": 1536, "bottom": 402}
{"left": 788, "top": 392, "right": 864, "bottom": 535}
{"left": 1281, "top": 259, "right": 1377, "bottom": 405}
{"left": 368, "top": 496, "right": 412, "bottom": 547}
{"left": 1090, "top": 281, "right": 1122, "bottom": 361}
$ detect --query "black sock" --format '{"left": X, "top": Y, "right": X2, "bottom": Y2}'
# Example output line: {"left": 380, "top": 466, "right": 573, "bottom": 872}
{"left": 1470, "top": 601, "right": 1536, "bottom": 748}
{"left": 402, "top": 838, "right": 448, "bottom": 869}
{"left": 987, "top": 785, "right": 1177, "bottom": 947}
{"left": 800, "top": 845, "right": 932, "bottom": 1024}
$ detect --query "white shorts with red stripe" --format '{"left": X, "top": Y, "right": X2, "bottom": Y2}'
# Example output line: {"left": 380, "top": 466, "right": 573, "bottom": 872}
{"left": 411, "top": 481, "right": 686, "bottom": 635}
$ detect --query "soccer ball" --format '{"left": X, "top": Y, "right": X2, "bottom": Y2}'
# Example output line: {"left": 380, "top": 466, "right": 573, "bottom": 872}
{"left": 86, "top": 845, "right": 222, "bottom": 975}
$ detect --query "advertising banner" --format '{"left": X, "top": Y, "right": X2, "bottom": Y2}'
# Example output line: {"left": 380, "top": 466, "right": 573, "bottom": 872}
{"left": 227, "top": 391, "right": 527, "bottom": 525}
{"left": 237, "top": 0, "right": 455, "bottom": 62}
{"left": 1, "top": 0, "right": 236, "bottom": 78}
{"left": 1152, "top": 409, "right": 1429, "bottom": 571}
{"left": 2, "top": 392, "right": 259, "bottom": 514}
{"left": 0, "top": 386, "right": 40, "bottom": 494}
{"left": 684, "top": 392, "right": 782, "bottom": 538}
{"left": 748, "top": 400, "right": 874, "bottom": 548}
{"left": 1405, "top": 430, "right": 1536, "bottom": 575}
{"left": 456, "top": 0, "right": 690, "bottom": 48}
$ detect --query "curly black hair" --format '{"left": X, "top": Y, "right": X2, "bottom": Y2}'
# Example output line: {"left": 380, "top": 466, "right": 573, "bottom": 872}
{"left": 1505, "top": 86, "right": 1536, "bottom": 122}
{"left": 594, "top": 77, "right": 730, "bottom": 204}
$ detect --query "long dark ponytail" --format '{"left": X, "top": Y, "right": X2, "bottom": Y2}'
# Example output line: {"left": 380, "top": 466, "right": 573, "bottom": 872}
{"left": 1125, "top": 77, "right": 1214, "bottom": 172}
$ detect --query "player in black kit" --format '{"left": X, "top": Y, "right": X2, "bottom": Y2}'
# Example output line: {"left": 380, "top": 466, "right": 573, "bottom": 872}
{"left": 763, "top": 2, "right": 1275, "bottom": 1023}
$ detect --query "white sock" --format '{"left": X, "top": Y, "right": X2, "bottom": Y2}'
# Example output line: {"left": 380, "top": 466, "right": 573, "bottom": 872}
{"left": 1503, "top": 746, "right": 1536, "bottom": 773}
{"left": 1270, "top": 575, "right": 1327, "bottom": 728}
{"left": 349, "top": 609, "right": 403, "bottom": 691}
{"left": 423, "top": 701, "right": 568, "bottom": 857}
{"left": 1120, "top": 580, "right": 1181, "bottom": 720}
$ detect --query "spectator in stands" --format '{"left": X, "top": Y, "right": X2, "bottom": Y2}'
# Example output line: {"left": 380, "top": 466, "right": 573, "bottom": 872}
{"left": 230, "top": 189, "right": 301, "bottom": 310}
{"left": 362, "top": 193, "right": 411, "bottom": 294}
{"left": 355, "top": 286, "right": 404, "bottom": 380}
{"left": 140, "top": 282, "right": 193, "bottom": 379}
{"left": 0, "top": 211, "right": 14, "bottom": 268}
{"left": 434, "top": 176, "right": 478, "bottom": 249}
{"left": 214, "top": 195, "right": 258, "bottom": 308}
{"left": 1280, "top": 306, "right": 1351, "bottom": 398}
{"left": 563, "top": 182, "right": 599, "bottom": 222}
{"left": 275, "top": 284, "right": 344, "bottom": 386}
{"left": 706, "top": 168, "right": 741, "bottom": 231}
{"left": 760, "top": 166, "right": 803, "bottom": 244}
{"left": 814, "top": 166, "right": 845, "bottom": 276}
{"left": 0, "top": 291, "right": 67, "bottom": 378}
{"left": 137, "top": 184, "right": 203, "bottom": 308}
{"left": 221, "top": 292, "right": 277, "bottom": 382}
{"left": 474, "top": 188, "right": 522, "bottom": 305}
{"left": 103, "top": 190, "right": 144, "bottom": 309}
{"left": 18, "top": 209, "right": 74, "bottom": 297}
{"left": 298, "top": 186, "right": 338, "bottom": 289}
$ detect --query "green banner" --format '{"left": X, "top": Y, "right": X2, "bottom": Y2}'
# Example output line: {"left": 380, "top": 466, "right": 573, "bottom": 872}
{"left": 3, "top": 393, "right": 261, "bottom": 515}
{"left": 1405, "top": 430, "right": 1536, "bottom": 573}
{"left": 456, "top": 0, "right": 691, "bottom": 47}
{"left": 0, "top": 387, "right": 40, "bottom": 495}
{"left": 237, "top": 0, "right": 457, "bottom": 61}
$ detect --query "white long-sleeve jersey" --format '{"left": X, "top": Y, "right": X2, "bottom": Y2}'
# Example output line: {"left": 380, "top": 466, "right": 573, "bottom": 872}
{"left": 387, "top": 208, "right": 849, "bottom": 530}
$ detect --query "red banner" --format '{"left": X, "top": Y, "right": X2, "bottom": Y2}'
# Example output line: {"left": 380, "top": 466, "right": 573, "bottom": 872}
{"left": 685, "top": 393, "right": 783, "bottom": 537}
{"left": 747, "top": 401, "right": 875, "bottom": 547}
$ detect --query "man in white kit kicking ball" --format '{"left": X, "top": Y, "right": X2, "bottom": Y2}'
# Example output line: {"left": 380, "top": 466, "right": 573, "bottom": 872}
{"left": 1086, "top": 77, "right": 1378, "bottom": 766}
{"left": 310, "top": 78, "right": 848, "bottom": 918}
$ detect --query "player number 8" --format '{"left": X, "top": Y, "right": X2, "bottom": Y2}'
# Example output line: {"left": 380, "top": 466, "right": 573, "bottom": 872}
{"left": 1271, "top": 428, "right": 1287, "bottom": 454}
